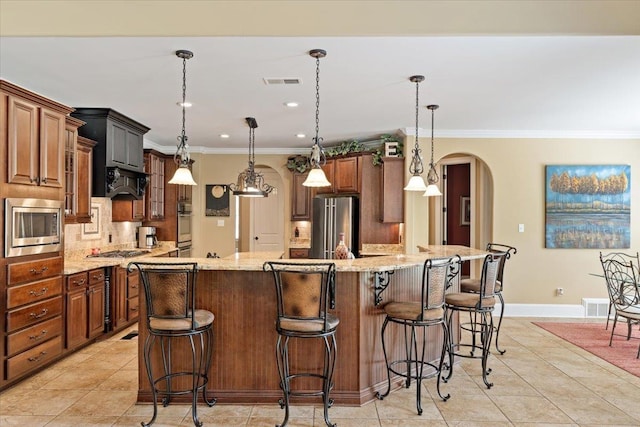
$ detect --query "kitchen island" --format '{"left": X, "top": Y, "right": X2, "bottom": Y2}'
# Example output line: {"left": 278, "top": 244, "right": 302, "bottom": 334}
{"left": 134, "top": 245, "right": 488, "bottom": 406}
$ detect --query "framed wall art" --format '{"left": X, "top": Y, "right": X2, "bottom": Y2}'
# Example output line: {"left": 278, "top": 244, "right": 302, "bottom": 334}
{"left": 545, "top": 164, "right": 631, "bottom": 249}
{"left": 460, "top": 196, "right": 471, "bottom": 226}
{"left": 82, "top": 204, "right": 100, "bottom": 239}
{"left": 205, "top": 184, "right": 230, "bottom": 216}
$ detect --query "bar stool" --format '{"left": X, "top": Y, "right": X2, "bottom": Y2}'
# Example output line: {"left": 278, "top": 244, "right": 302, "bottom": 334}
{"left": 263, "top": 261, "right": 338, "bottom": 427}
{"left": 376, "top": 255, "right": 461, "bottom": 415}
{"left": 129, "top": 261, "right": 216, "bottom": 427}
{"left": 459, "top": 243, "right": 516, "bottom": 354}
{"left": 444, "top": 252, "right": 506, "bottom": 389}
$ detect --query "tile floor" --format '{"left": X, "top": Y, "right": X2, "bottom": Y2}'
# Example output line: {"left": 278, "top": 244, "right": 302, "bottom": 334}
{"left": 1, "top": 318, "right": 639, "bottom": 426}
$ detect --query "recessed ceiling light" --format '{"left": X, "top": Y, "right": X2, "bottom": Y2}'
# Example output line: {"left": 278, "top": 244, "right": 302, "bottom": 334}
{"left": 296, "top": 133, "right": 306, "bottom": 138}
{"left": 177, "top": 101, "right": 193, "bottom": 108}
{"left": 220, "top": 134, "right": 230, "bottom": 139}
{"left": 285, "top": 102, "right": 299, "bottom": 108}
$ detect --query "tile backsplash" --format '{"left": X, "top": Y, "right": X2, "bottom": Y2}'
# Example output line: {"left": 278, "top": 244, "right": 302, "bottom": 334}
{"left": 64, "top": 197, "right": 140, "bottom": 256}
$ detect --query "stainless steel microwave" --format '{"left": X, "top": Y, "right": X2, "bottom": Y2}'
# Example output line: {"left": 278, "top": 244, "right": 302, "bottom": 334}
{"left": 4, "top": 198, "right": 64, "bottom": 257}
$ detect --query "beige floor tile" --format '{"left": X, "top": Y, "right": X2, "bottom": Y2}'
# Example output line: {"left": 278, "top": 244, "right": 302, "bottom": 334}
{"left": 316, "top": 418, "right": 379, "bottom": 427}
{"left": 44, "top": 415, "right": 119, "bottom": 426}
{"left": 193, "top": 402, "right": 253, "bottom": 418}
{"left": 96, "top": 369, "right": 139, "bottom": 391}
{"left": 375, "top": 386, "right": 444, "bottom": 420}
{"left": 471, "top": 372, "right": 541, "bottom": 396}
{"left": 121, "top": 402, "right": 191, "bottom": 418}
{"left": 0, "top": 415, "right": 53, "bottom": 426}
{"left": 552, "top": 396, "right": 640, "bottom": 425}
{"left": 319, "top": 402, "right": 378, "bottom": 419}
{"left": 113, "top": 415, "right": 186, "bottom": 426}
{"left": 59, "top": 390, "right": 137, "bottom": 417}
{"left": 250, "top": 403, "right": 314, "bottom": 418}
{"left": 434, "top": 394, "right": 510, "bottom": 423}
{"left": 185, "top": 414, "right": 249, "bottom": 426}
{"left": 0, "top": 389, "right": 88, "bottom": 416}
{"left": 489, "top": 395, "right": 573, "bottom": 424}
{"left": 446, "top": 422, "right": 514, "bottom": 427}
{"left": 247, "top": 416, "right": 313, "bottom": 426}
{"left": 40, "top": 367, "right": 118, "bottom": 390}
{"left": 380, "top": 420, "right": 447, "bottom": 427}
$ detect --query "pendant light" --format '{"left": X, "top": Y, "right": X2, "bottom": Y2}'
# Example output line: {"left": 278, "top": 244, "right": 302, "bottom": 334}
{"left": 230, "top": 117, "right": 274, "bottom": 197}
{"left": 302, "top": 49, "right": 331, "bottom": 187}
{"left": 168, "top": 49, "right": 197, "bottom": 186}
{"left": 403, "top": 75, "right": 428, "bottom": 191}
{"left": 423, "top": 104, "right": 442, "bottom": 197}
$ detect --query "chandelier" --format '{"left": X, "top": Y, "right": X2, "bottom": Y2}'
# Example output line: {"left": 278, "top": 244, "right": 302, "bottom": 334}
{"left": 168, "top": 49, "right": 197, "bottom": 186}
{"left": 230, "top": 117, "right": 274, "bottom": 197}
{"left": 423, "top": 104, "right": 442, "bottom": 197}
{"left": 403, "top": 75, "right": 428, "bottom": 191}
{"left": 302, "top": 49, "right": 331, "bottom": 187}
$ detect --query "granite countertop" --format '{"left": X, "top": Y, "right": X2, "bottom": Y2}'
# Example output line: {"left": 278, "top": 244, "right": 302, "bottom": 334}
{"left": 136, "top": 245, "right": 488, "bottom": 273}
{"left": 63, "top": 243, "right": 178, "bottom": 274}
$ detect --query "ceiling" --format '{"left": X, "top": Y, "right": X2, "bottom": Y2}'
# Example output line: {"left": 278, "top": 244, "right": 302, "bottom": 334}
{"left": 1, "top": 3, "right": 639, "bottom": 155}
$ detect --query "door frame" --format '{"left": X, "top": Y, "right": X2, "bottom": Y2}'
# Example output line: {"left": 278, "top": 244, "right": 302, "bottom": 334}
{"left": 433, "top": 155, "right": 476, "bottom": 248}
{"left": 248, "top": 168, "right": 284, "bottom": 252}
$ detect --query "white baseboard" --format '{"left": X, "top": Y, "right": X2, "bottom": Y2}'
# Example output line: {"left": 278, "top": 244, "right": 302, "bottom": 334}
{"left": 498, "top": 303, "right": 585, "bottom": 318}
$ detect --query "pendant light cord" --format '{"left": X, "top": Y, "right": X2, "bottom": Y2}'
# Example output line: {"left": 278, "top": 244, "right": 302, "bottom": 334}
{"left": 181, "top": 55, "right": 187, "bottom": 147}
{"left": 314, "top": 54, "right": 321, "bottom": 146}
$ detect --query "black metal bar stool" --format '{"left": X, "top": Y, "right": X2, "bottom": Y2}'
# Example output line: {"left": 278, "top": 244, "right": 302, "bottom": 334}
{"left": 444, "top": 251, "right": 506, "bottom": 389}
{"left": 376, "top": 255, "right": 461, "bottom": 415}
{"left": 459, "top": 243, "right": 516, "bottom": 354}
{"left": 263, "top": 261, "right": 338, "bottom": 427}
{"left": 129, "top": 261, "right": 216, "bottom": 427}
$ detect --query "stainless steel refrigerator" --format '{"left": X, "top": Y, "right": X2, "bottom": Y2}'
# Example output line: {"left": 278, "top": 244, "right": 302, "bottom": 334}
{"left": 311, "top": 196, "right": 359, "bottom": 259}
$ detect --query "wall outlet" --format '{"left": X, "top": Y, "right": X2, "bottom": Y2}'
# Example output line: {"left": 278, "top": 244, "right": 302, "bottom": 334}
{"left": 518, "top": 224, "right": 525, "bottom": 233}
{"left": 217, "top": 219, "right": 224, "bottom": 227}
{"left": 556, "top": 287, "right": 564, "bottom": 296}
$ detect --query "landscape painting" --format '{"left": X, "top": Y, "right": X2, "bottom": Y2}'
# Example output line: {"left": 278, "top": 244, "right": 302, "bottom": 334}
{"left": 545, "top": 165, "right": 630, "bottom": 249}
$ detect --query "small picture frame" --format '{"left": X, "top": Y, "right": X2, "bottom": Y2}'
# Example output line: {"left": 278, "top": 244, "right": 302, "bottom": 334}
{"left": 460, "top": 196, "right": 471, "bottom": 226}
{"left": 384, "top": 142, "right": 400, "bottom": 157}
{"left": 82, "top": 204, "right": 101, "bottom": 239}
{"left": 205, "top": 184, "right": 230, "bottom": 216}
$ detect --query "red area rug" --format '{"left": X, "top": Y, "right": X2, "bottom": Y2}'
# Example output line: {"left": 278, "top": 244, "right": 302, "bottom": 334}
{"left": 533, "top": 321, "right": 640, "bottom": 377}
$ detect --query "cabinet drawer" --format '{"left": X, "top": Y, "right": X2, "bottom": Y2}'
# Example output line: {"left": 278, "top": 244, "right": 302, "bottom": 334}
{"left": 6, "top": 297, "right": 63, "bottom": 333}
{"left": 289, "top": 248, "right": 310, "bottom": 259}
{"left": 128, "top": 297, "right": 139, "bottom": 321}
{"left": 88, "top": 268, "right": 106, "bottom": 285}
{"left": 66, "top": 271, "right": 88, "bottom": 291}
{"left": 7, "top": 276, "right": 62, "bottom": 309}
{"left": 6, "top": 316, "right": 62, "bottom": 357}
{"left": 128, "top": 274, "right": 140, "bottom": 298}
{"left": 8, "top": 256, "right": 63, "bottom": 285}
{"left": 6, "top": 335, "right": 62, "bottom": 381}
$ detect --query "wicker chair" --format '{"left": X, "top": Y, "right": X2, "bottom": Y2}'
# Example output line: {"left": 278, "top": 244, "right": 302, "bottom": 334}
{"left": 263, "top": 261, "right": 338, "bottom": 427}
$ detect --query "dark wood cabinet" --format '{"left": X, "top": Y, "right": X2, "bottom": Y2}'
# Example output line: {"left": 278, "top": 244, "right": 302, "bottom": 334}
{"left": 65, "top": 268, "right": 105, "bottom": 350}
{"left": 335, "top": 157, "right": 359, "bottom": 193}
{"left": 107, "top": 120, "right": 144, "bottom": 171}
{"left": 112, "top": 199, "right": 145, "bottom": 222}
{"left": 1, "top": 80, "right": 72, "bottom": 202}
{"left": 380, "top": 157, "right": 404, "bottom": 223}
{"left": 65, "top": 114, "right": 96, "bottom": 224}
{"left": 315, "top": 160, "right": 335, "bottom": 195}
{"left": 291, "top": 172, "right": 312, "bottom": 220}
{"left": 289, "top": 248, "right": 310, "bottom": 259}
{"left": 111, "top": 266, "right": 139, "bottom": 331}
{"left": 2, "top": 255, "right": 64, "bottom": 387}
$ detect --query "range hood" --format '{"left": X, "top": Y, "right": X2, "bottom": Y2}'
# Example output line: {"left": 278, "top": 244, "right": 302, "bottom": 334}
{"left": 71, "top": 108, "right": 150, "bottom": 200}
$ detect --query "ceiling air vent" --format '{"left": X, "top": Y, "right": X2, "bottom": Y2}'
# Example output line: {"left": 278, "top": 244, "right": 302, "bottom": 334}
{"left": 263, "top": 78, "right": 302, "bottom": 85}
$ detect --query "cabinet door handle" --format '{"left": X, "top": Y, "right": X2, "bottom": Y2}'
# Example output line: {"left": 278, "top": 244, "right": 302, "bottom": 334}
{"left": 29, "top": 287, "right": 48, "bottom": 297}
{"left": 72, "top": 278, "right": 86, "bottom": 287}
{"left": 41, "top": 177, "right": 47, "bottom": 184}
{"left": 28, "top": 351, "right": 47, "bottom": 362}
{"left": 29, "top": 330, "right": 48, "bottom": 341}
{"left": 29, "top": 308, "right": 49, "bottom": 319}
{"left": 130, "top": 307, "right": 138, "bottom": 312}
{"left": 29, "top": 266, "right": 48, "bottom": 275}
{"left": 91, "top": 274, "right": 104, "bottom": 281}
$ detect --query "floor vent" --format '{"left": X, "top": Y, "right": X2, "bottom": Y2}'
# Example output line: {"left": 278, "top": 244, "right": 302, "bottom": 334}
{"left": 582, "top": 298, "right": 609, "bottom": 318}
{"left": 263, "top": 78, "right": 302, "bottom": 85}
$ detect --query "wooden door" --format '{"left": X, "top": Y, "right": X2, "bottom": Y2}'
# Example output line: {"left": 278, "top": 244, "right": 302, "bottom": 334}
{"left": 75, "top": 137, "right": 94, "bottom": 222}
{"left": 250, "top": 170, "right": 284, "bottom": 252}
{"left": 291, "top": 172, "right": 311, "bottom": 220}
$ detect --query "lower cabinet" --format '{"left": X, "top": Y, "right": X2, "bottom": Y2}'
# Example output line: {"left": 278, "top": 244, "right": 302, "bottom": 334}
{"left": 112, "top": 266, "right": 140, "bottom": 331}
{"left": 65, "top": 268, "right": 105, "bottom": 350}
{"left": 3, "top": 255, "right": 64, "bottom": 386}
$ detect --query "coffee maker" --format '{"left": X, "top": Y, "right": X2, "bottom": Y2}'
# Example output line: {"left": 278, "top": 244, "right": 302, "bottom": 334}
{"left": 138, "top": 226, "right": 158, "bottom": 249}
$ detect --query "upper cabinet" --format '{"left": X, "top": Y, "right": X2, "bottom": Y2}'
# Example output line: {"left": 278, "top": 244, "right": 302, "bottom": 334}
{"left": 315, "top": 155, "right": 360, "bottom": 195}
{"left": 144, "top": 150, "right": 165, "bottom": 220}
{"left": 1, "top": 80, "right": 73, "bottom": 200}
{"left": 291, "top": 172, "right": 311, "bottom": 220}
{"left": 71, "top": 108, "right": 150, "bottom": 199}
{"left": 380, "top": 157, "right": 404, "bottom": 223}
{"left": 64, "top": 116, "right": 96, "bottom": 224}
